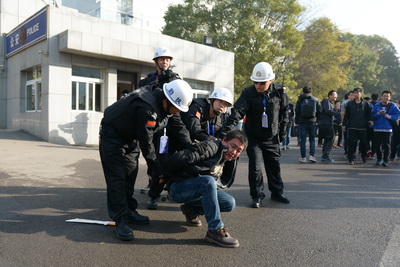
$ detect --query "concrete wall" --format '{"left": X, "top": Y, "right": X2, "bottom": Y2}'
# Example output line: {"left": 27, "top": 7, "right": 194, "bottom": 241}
{"left": 0, "top": 0, "right": 47, "bottom": 33}
{"left": 0, "top": 35, "right": 7, "bottom": 129}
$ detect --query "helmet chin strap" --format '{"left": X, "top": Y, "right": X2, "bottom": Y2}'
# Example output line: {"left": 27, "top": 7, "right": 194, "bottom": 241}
{"left": 155, "top": 60, "right": 167, "bottom": 72}
{"left": 166, "top": 100, "right": 174, "bottom": 116}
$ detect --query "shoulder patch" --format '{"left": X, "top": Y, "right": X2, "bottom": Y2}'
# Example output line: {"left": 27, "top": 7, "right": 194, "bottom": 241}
{"left": 146, "top": 120, "right": 156, "bottom": 128}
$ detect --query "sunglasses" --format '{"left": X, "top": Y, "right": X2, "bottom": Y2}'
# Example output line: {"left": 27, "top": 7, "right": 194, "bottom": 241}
{"left": 254, "top": 82, "right": 266, "bottom": 85}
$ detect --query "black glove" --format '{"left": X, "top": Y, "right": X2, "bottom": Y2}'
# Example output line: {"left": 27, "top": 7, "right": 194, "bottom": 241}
{"left": 186, "top": 141, "right": 219, "bottom": 163}
{"left": 148, "top": 171, "right": 166, "bottom": 199}
{"left": 187, "top": 142, "right": 208, "bottom": 155}
{"left": 159, "top": 69, "right": 179, "bottom": 83}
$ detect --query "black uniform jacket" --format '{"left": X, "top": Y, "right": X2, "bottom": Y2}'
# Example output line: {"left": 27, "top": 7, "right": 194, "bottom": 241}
{"left": 101, "top": 86, "right": 169, "bottom": 175}
{"left": 343, "top": 99, "right": 373, "bottom": 129}
{"left": 226, "top": 83, "right": 289, "bottom": 141}
{"left": 164, "top": 139, "right": 238, "bottom": 188}
{"left": 138, "top": 69, "right": 180, "bottom": 88}
{"left": 181, "top": 98, "right": 224, "bottom": 142}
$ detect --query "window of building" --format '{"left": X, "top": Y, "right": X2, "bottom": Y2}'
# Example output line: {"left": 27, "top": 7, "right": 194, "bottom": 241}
{"left": 25, "top": 66, "right": 42, "bottom": 112}
{"left": 26, "top": 79, "right": 42, "bottom": 112}
{"left": 71, "top": 66, "right": 103, "bottom": 112}
{"left": 185, "top": 78, "right": 214, "bottom": 98}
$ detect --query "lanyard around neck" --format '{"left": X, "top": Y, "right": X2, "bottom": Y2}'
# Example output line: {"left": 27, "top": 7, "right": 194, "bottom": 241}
{"left": 207, "top": 120, "right": 215, "bottom": 136}
{"left": 263, "top": 93, "right": 267, "bottom": 113}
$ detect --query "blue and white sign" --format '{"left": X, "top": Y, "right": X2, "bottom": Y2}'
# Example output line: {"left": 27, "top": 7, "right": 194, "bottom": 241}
{"left": 6, "top": 7, "right": 47, "bottom": 57}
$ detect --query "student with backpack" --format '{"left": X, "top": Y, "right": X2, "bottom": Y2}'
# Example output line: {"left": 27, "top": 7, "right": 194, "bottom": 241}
{"left": 295, "top": 86, "right": 322, "bottom": 163}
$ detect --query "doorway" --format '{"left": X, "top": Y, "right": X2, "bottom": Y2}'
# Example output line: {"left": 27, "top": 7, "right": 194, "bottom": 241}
{"left": 117, "top": 71, "right": 138, "bottom": 99}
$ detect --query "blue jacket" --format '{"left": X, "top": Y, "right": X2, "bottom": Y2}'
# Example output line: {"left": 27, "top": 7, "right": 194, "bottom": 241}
{"left": 372, "top": 101, "right": 400, "bottom": 132}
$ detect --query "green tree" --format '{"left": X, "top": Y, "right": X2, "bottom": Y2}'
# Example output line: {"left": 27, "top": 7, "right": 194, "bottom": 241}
{"left": 162, "top": 0, "right": 305, "bottom": 99}
{"left": 359, "top": 35, "right": 400, "bottom": 96}
{"left": 293, "top": 17, "right": 350, "bottom": 100}
{"left": 340, "top": 33, "right": 382, "bottom": 96}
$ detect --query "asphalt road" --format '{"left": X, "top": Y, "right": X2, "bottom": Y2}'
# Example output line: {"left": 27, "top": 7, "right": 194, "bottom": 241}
{"left": 1, "top": 130, "right": 399, "bottom": 266}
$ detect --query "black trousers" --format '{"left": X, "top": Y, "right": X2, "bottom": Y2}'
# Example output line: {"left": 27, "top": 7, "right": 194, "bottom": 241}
{"left": 390, "top": 127, "right": 400, "bottom": 159}
{"left": 246, "top": 135, "right": 284, "bottom": 199}
{"left": 99, "top": 126, "right": 139, "bottom": 220}
{"left": 373, "top": 131, "right": 391, "bottom": 162}
{"left": 348, "top": 129, "right": 367, "bottom": 162}
{"left": 320, "top": 125, "right": 334, "bottom": 158}
{"left": 333, "top": 123, "right": 343, "bottom": 145}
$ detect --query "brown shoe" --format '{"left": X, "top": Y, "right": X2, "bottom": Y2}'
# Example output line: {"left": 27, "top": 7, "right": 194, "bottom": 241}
{"left": 205, "top": 227, "right": 239, "bottom": 248}
{"left": 180, "top": 204, "right": 202, "bottom": 227}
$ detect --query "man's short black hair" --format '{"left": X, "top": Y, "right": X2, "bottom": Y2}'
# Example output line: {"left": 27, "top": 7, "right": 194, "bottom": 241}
{"left": 381, "top": 90, "right": 392, "bottom": 96}
{"left": 371, "top": 93, "right": 379, "bottom": 100}
{"left": 328, "top": 90, "right": 336, "bottom": 97}
{"left": 302, "top": 86, "right": 312, "bottom": 94}
{"left": 224, "top": 130, "right": 248, "bottom": 148}
{"left": 353, "top": 87, "right": 363, "bottom": 93}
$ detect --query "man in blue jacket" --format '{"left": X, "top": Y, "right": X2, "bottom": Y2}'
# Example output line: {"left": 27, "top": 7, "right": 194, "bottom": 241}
{"left": 372, "top": 90, "right": 400, "bottom": 166}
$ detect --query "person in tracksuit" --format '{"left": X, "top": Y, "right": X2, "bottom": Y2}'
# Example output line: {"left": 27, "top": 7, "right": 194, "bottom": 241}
{"left": 372, "top": 90, "right": 400, "bottom": 166}
{"left": 99, "top": 80, "right": 193, "bottom": 241}
{"left": 224, "top": 62, "right": 290, "bottom": 208}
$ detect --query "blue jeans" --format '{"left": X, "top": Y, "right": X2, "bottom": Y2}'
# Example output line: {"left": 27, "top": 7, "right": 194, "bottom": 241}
{"left": 299, "top": 124, "right": 317, "bottom": 158}
{"left": 168, "top": 175, "right": 236, "bottom": 231}
{"left": 282, "top": 126, "right": 292, "bottom": 146}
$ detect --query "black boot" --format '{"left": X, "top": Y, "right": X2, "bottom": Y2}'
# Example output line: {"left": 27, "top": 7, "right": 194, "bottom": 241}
{"left": 127, "top": 210, "right": 150, "bottom": 225}
{"left": 115, "top": 216, "right": 134, "bottom": 241}
{"left": 146, "top": 198, "right": 158, "bottom": 210}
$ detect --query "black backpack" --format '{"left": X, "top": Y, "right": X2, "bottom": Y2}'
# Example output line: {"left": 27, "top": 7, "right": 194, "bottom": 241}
{"left": 300, "top": 97, "right": 317, "bottom": 119}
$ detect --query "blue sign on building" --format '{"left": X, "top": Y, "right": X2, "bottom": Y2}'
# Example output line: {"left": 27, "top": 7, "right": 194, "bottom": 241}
{"left": 6, "top": 7, "right": 47, "bottom": 57}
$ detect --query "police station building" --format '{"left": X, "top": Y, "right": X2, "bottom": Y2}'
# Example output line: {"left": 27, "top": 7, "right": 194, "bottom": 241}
{"left": 0, "top": 1, "right": 234, "bottom": 145}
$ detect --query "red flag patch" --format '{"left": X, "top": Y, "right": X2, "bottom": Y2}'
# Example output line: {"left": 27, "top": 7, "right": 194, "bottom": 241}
{"left": 146, "top": 120, "right": 156, "bottom": 128}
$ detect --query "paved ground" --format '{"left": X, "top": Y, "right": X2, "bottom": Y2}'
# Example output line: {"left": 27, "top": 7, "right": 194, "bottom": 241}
{"left": 1, "top": 130, "right": 399, "bottom": 266}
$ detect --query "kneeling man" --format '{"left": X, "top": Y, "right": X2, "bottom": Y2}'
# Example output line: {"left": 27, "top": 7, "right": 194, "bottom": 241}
{"left": 159, "top": 130, "right": 247, "bottom": 248}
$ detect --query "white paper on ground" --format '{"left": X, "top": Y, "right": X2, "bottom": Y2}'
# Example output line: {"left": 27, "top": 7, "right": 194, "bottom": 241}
{"left": 65, "top": 218, "right": 115, "bottom": 226}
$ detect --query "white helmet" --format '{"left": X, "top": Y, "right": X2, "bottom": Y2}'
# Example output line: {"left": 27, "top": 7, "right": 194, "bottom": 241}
{"left": 153, "top": 47, "right": 173, "bottom": 60}
{"left": 250, "top": 62, "right": 275, "bottom": 82}
{"left": 209, "top": 88, "right": 234, "bottom": 106}
{"left": 163, "top": 80, "right": 193, "bottom": 112}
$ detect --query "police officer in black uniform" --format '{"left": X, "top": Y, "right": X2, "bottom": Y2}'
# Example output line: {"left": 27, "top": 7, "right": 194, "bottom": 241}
{"left": 138, "top": 47, "right": 183, "bottom": 195}
{"left": 181, "top": 87, "right": 234, "bottom": 142}
{"left": 99, "top": 80, "right": 193, "bottom": 241}
{"left": 224, "top": 62, "right": 290, "bottom": 208}
{"left": 138, "top": 46, "right": 180, "bottom": 88}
